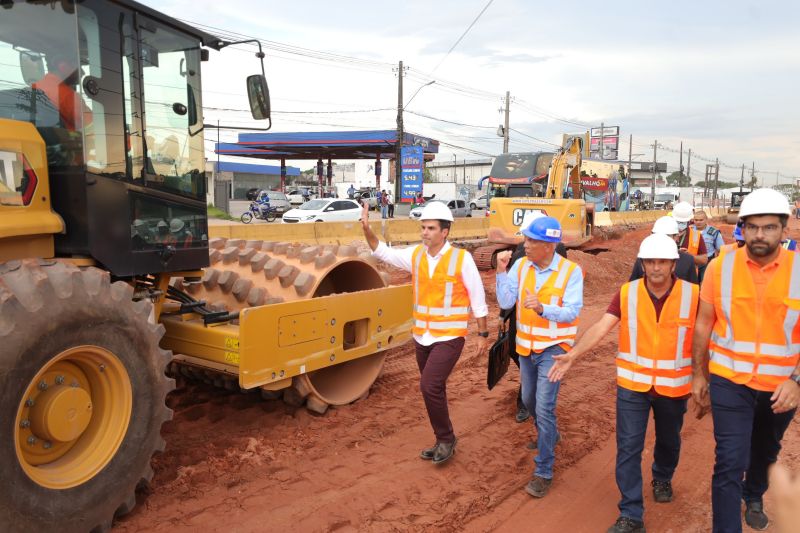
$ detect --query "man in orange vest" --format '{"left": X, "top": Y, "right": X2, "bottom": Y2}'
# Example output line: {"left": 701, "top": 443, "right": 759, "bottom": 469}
{"left": 692, "top": 188, "right": 800, "bottom": 532}
{"left": 548, "top": 233, "right": 699, "bottom": 533}
{"left": 32, "top": 52, "right": 92, "bottom": 132}
{"left": 496, "top": 216, "right": 584, "bottom": 498}
{"left": 360, "top": 200, "right": 489, "bottom": 465}
{"left": 672, "top": 201, "right": 708, "bottom": 269}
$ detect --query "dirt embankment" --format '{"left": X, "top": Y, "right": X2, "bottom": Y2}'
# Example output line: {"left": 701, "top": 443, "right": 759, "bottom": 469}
{"left": 115, "top": 219, "right": 799, "bottom": 533}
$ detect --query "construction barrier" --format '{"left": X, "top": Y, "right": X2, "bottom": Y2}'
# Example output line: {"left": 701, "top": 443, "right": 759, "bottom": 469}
{"left": 594, "top": 210, "right": 669, "bottom": 227}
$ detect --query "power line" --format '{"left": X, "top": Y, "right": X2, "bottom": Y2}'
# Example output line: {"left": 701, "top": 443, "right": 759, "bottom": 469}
{"left": 432, "top": 0, "right": 495, "bottom": 73}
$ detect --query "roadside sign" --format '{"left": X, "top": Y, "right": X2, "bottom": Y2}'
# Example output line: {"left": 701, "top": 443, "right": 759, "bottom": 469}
{"left": 400, "top": 146, "right": 423, "bottom": 202}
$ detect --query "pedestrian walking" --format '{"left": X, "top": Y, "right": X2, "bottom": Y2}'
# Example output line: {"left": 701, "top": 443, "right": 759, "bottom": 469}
{"left": 380, "top": 189, "right": 389, "bottom": 219}
{"left": 549, "top": 233, "right": 699, "bottom": 533}
{"left": 495, "top": 216, "right": 584, "bottom": 498}
{"left": 693, "top": 210, "right": 724, "bottom": 281}
{"left": 502, "top": 211, "right": 567, "bottom": 425}
{"left": 672, "top": 202, "right": 708, "bottom": 269}
{"left": 691, "top": 188, "right": 800, "bottom": 532}
{"left": 347, "top": 184, "right": 356, "bottom": 199}
{"left": 630, "top": 216, "right": 699, "bottom": 284}
{"left": 387, "top": 190, "right": 395, "bottom": 218}
{"left": 794, "top": 199, "right": 800, "bottom": 219}
{"left": 360, "top": 200, "right": 489, "bottom": 465}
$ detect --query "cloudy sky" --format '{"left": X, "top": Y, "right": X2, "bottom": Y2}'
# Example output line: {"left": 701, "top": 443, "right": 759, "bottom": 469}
{"left": 144, "top": 0, "right": 799, "bottom": 185}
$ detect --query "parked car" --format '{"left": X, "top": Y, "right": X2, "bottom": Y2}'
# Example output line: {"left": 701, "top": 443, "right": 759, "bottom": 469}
{"left": 261, "top": 191, "right": 291, "bottom": 216}
{"left": 408, "top": 199, "right": 471, "bottom": 220}
{"left": 282, "top": 198, "right": 362, "bottom": 223}
{"left": 286, "top": 187, "right": 317, "bottom": 206}
{"left": 470, "top": 194, "right": 489, "bottom": 210}
{"left": 245, "top": 188, "right": 261, "bottom": 201}
{"left": 356, "top": 190, "right": 379, "bottom": 210}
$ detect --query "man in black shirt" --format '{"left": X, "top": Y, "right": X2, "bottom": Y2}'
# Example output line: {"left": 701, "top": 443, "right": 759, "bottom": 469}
{"left": 629, "top": 216, "right": 698, "bottom": 284}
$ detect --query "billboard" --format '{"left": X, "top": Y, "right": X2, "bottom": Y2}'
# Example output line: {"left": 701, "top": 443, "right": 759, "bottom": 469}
{"left": 589, "top": 126, "right": 620, "bottom": 160}
{"left": 400, "top": 146, "right": 423, "bottom": 202}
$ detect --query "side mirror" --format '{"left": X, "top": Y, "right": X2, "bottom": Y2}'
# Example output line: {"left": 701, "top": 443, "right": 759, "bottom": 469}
{"left": 247, "top": 74, "right": 271, "bottom": 120}
{"left": 19, "top": 51, "right": 45, "bottom": 85}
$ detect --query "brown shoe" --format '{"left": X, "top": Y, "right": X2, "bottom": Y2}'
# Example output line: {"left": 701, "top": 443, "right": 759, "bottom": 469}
{"left": 525, "top": 476, "right": 552, "bottom": 498}
{"left": 432, "top": 438, "right": 457, "bottom": 465}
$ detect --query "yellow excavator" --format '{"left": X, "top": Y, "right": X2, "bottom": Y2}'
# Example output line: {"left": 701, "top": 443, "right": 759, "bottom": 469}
{"left": 473, "top": 137, "right": 592, "bottom": 269}
{"left": 0, "top": 1, "right": 410, "bottom": 531}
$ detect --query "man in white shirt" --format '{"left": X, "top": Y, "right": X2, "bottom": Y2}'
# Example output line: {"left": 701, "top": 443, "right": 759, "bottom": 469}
{"left": 360, "top": 200, "right": 489, "bottom": 464}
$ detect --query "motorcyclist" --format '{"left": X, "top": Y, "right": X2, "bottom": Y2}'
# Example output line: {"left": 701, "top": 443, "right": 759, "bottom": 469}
{"left": 255, "top": 190, "right": 271, "bottom": 218}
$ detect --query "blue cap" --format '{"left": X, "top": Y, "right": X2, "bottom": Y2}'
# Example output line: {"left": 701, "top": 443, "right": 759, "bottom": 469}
{"left": 522, "top": 216, "right": 562, "bottom": 243}
{"left": 733, "top": 225, "right": 743, "bottom": 241}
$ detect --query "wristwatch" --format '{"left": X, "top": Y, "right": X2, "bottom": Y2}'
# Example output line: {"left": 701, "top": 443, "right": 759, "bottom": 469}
{"left": 477, "top": 331, "right": 489, "bottom": 338}
{"left": 790, "top": 374, "right": 800, "bottom": 387}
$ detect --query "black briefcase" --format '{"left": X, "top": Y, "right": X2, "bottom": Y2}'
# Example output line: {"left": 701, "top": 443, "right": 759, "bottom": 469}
{"left": 487, "top": 322, "right": 511, "bottom": 390}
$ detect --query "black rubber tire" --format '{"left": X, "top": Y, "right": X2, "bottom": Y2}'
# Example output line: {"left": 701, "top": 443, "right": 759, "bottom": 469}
{"left": 265, "top": 210, "right": 276, "bottom": 223}
{"left": 0, "top": 260, "right": 173, "bottom": 533}
{"left": 470, "top": 202, "right": 477, "bottom": 210}
{"left": 241, "top": 211, "right": 253, "bottom": 224}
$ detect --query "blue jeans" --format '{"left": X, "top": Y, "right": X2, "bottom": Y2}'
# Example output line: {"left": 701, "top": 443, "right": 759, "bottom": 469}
{"left": 709, "top": 374, "right": 795, "bottom": 533}
{"left": 381, "top": 205, "right": 388, "bottom": 218}
{"left": 519, "top": 344, "right": 564, "bottom": 479}
{"left": 615, "top": 386, "right": 687, "bottom": 522}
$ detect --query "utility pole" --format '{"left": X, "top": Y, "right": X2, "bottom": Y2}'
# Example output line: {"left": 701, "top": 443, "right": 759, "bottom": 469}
{"left": 679, "top": 141, "right": 684, "bottom": 185}
{"left": 687, "top": 148, "right": 692, "bottom": 188}
{"left": 394, "top": 60, "right": 406, "bottom": 202}
{"left": 502, "top": 91, "right": 510, "bottom": 154}
{"left": 751, "top": 162, "right": 755, "bottom": 191}
{"left": 740, "top": 164, "right": 745, "bottom": 193}
{"left": 713, "top": 157, "right": 719, "bottom": 202}
{"left": 627, "top": 134, "right": 632, "bottom": 183}
{"left": 651, "top": 140, "right": 657, "bottom": 209}
{"left": 599, "top": 122, "right": 605, "bottom": 160}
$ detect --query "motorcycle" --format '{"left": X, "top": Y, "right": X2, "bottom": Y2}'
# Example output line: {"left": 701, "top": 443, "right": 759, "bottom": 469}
{"left": 241, "top": 202, "right": 277, "bottom": 224}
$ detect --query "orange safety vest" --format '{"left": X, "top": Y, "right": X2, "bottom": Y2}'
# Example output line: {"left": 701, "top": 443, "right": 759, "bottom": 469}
{"left": 617, "top": 278, "right": 699, "bottom": 397}
{"left": 412, "top": 245, "right": 471, "bottom": 337}
{"left": 515, "top": 255, "right": 579, "bottom": 355}
{"left": 709, "top": 247, "right": 800, "bottom": 391}
{"left": 685, "top": 226, "right": 701, "bottom": 256}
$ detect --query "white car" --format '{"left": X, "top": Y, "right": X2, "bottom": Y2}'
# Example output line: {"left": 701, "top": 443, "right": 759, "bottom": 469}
{"left": 286, "top": 188, "right": 317, "bottom": 206}
{"left": 470, "top": 195, "right": 489, "bottom": 210}
{"left": 408, "top": 199, "right": 471, "bottom": 220}
{"left": 282, "top": 198, "right": 362, "bottom": 223}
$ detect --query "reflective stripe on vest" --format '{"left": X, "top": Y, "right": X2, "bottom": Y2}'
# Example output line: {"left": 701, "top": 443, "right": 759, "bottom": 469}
{"left": 616, "top": 278, "right": 698, "bottom": 397}
{"left": 515, "top": 255, "right": 579, "bottom": 355}
{"left": 686, "top": 227, "right": 701, "bottom": 256}
{"left": 709, "top": 248, "right": 800, "bottom": 390}
{"left": 411, "top": 245, "right": 471, "bottom": 337}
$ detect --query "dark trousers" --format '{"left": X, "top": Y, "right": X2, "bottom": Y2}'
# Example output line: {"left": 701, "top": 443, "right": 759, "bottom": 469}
{"left": 616, "top": 386, "right": 688, "bottom": 522}
{"left": 388, "top": 204, "right": 394, "bottom": 217}
{"left": 709, "top": 374, "right": 795, "bottom": 533}
{"left": 510, "top": 352, "right": 526, "bottom": 410}
{"left": 414, "top": 337, "right": 465, "bottom": 443}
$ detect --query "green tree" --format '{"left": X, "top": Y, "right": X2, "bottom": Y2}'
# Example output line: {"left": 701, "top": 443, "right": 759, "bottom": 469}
{"left": 665, "top": 171, "right": 692, "bottom": 187}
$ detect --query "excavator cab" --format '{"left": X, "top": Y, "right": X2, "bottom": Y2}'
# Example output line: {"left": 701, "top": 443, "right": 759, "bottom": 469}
{"left": 0, "top": 0, "right": 269, "bottom": 275}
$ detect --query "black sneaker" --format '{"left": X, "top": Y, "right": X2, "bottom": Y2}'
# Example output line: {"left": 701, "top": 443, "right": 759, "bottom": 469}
{"left": 515, "top": 405, "right": 531, "bottom": 423}
{"left": 420, "top": 443, "right": 437, "bottom": 460}
{"left": 606, "top": 516, "right": 646, "bottom": 533}
{"left": 652, "top": 479, "right": 673, "bottom": 503}
{"left": 744, "top": 501, "right": 769, "bottom": 530}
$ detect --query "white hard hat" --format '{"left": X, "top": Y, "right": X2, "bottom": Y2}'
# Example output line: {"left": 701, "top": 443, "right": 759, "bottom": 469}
{"left": 419, "top": 201, "right": 454, "bottom": 222}
{"left": 652, "top": 215, "right": 680, "bottom": 236}
{"left": 738, "top": 188, "right": 791, "bottom": 219}
{"left": 638, "top": 233, "right": 679, "bottom": 260}
{"left": 516, "top": 210, "right": 545, "bottom": 235}
{"left": 672, "top": 201, "right": 694, "bottom": 222}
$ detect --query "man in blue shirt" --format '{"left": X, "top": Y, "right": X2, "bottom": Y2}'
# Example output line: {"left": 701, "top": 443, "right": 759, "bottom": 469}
{"left": 255, "top": 190, "right": 271, "bottom": 218}
{"left": 495, "top": 216, "right": 584, "bottom": 498}
{"left": 693, "top": 210, "right": 724, "bottom": 281}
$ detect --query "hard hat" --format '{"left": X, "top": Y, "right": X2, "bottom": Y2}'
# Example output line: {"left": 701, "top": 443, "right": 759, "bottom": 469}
{"left": 169, "top": 218, "right": 185, "bottom": 234}
{"left": 419, "top": 201, "right": 454, "bottom": 222}
{"left": 738, "top": 188, "right": 791, "bottom": 219}
{"left": 652, "top": 215, "right": 679, "bottom": 236}
{"left": 522, "top": 216, "right": 562, "bottom": 243}
{"left": 516, "top": 210, "right": 545, "bottom": 235}
{"left": 672, "top": 201, "right": 694, "bottom": 222}
{"left": 638, "top": 233, "right": 679, "bottom": 260}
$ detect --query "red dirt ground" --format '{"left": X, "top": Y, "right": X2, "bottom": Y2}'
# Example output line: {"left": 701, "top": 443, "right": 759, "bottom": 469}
{"left": 115, "top": 218, "right": 800, "bottom": 533}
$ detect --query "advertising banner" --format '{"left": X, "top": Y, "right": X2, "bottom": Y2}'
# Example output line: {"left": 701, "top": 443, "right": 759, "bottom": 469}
{"left": 400, "top": 146, "right": 423, "bottom": 202}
